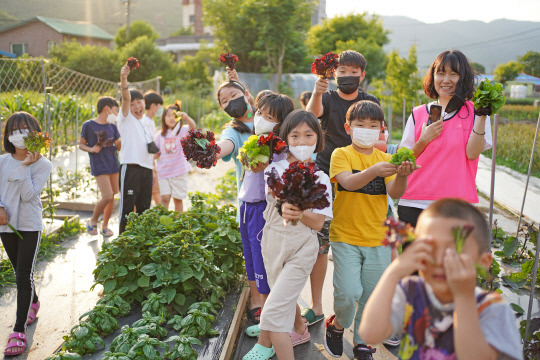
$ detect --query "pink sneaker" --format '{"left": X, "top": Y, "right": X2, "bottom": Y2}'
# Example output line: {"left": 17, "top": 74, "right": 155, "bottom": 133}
{"left": 290, "top": 327, "right": 310, "bottom": 347}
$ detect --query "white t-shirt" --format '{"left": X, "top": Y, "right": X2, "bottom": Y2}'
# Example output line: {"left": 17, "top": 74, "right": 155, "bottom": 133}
{"left": 143, "top": 115, "right": 157, "bottom": 139}
{"left": 398, "top": 102, "right": 493, "bottom": 210}
{"left": 117, "top": 110, "right": 154, "bottom": 169}
{"left": 264, "top": 159, "right": 333, "bottom": 220}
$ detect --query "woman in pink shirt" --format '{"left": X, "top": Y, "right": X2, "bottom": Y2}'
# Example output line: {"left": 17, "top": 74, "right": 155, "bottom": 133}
{"left": 154, "top": 103, "right": 196, "bottom": 212}
{"left": 398, "top": 50, "right": 493, "bottom": 227}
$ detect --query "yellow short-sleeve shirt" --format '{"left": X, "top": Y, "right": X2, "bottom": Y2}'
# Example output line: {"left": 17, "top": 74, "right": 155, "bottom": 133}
{"left": 329, "top": 145, "right": 396, "bottom": 247}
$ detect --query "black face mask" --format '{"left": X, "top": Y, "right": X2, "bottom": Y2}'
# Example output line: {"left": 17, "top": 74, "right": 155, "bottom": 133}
{"left": 337, "top": 76, "right": 361, "bottom": 94}
{"left": 224, "top": 96, "right": 248, "bottom": 118}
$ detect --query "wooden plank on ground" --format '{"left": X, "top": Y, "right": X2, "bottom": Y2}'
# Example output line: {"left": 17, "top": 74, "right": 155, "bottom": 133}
{"left": 220, "top": 285, "right": 250, "bottom": 360}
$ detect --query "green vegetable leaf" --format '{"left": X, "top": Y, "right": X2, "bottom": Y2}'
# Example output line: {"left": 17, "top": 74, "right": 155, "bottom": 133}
{"left": 472, "top": 78, "right": 506, "bottom": 114}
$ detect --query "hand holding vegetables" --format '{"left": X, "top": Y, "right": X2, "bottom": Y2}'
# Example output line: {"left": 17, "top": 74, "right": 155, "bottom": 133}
{"left": 237, "top": 132, "right": 288, "bottom": 169}
{"left": 389, "top": 147, "right": 416, "bottom": 167}
{"left": 24, "top": 131, "right": 51, "bottom": 155}
{"left": 311, "top": 52, "right": 339, "bottom": 79}
{"left": 472, "top": 79, "right": 506, "bottom": 116}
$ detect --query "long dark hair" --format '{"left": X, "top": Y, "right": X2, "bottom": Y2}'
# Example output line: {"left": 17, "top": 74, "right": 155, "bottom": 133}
{"left": 160, "top": 101, "right": 183, "bottom": 137}
{"left": 216, "top": 81, "right": 253, "bottom": 134}
{"left": 279, "top": 110, "right": 325, "bottom": 153}
{"left": 257, "top": 93, "right": 294, "bottom": 135}
{"left": 2, "top": 112, "right": 42, "bottom": 154}
{"left": 423, "top": 50, "right": 475, "bottom": 100}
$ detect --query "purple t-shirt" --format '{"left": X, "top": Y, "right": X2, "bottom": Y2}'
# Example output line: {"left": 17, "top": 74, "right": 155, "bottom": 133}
{"left": 238, "top": 152, "right": 286, "bottom": 203}
{"left": 81, "top": 120, "right": 120, "bottom": 176}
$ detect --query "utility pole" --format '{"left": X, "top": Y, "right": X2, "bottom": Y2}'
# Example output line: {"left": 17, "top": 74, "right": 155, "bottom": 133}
{"left": 122, "top": 0, "right": 131, "bottom": 42}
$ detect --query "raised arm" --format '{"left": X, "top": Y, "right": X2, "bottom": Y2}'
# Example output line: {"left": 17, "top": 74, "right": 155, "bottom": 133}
{"left": 216, "top": 139, "right": 235, "bottom": 160}
{"left": 120, "top": 64, "right": 131, "bottom": 117}
{"left": 465, "top": 115, "right": 488, "bottom": 160}
{"left": 306, "top": 77, "right": 328, "bottom": 118}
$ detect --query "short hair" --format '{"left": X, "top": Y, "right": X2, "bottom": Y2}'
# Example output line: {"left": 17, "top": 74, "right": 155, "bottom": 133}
{"left": 216, "top": 81, "right": 248, "bottom": 106}
{"left": 300, "top": 91, "right": 312, "bottom": 108}
{"left": 96, "top": 96, "right": 119, "bottom": 114}
{"left": 418, "top": 198, "right": 490, "bottom": 252}
{"left": 339, "top": 50, "right": 367, "bottom": 72}
{"left": 279, "top": 109, "right": 325, "bottom": 153}
{"left": 257, "top": 93, "right": 294, "bottom": 126}
{"left": 423, "top": 50, "right": 475, "bottom": 100}
{"left": 255, "top": 90, "right": 274, "bottom": 106}
{"left": 346, "top": 100, "right": 385, "bottom": 124}
{"left": 130, "top": 89, "right": 144, "bottom": 102}
{"left": 2, "top": 112, "right": 42, "bottom": 154}
{"left": 144, "top": 90, "right": 163, "bottom": 110}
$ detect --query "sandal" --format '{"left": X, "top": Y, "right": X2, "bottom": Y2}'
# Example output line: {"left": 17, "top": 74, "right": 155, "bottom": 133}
{"left": 301, "top": 308, "right": 324, "bottom": 326}
{"left": 242, "top": 344, "right": 275, "bottom": 360}
{"left": 101, "top": 228, "right": 114, "bottom": 237}
{"left": 26, "top": 301, "right": 40, "bottom": 325}
{"left": 4, "top": 332, "right": 26, "bottom": 356}
{"left": 245, "top": 324, "right": 261, "bottom": 338}
{"left": 290, "top": 327, "right": 310, "bottom": 347}
{"left": 86, "top": 221, "right": 98, "bottom": 236}
{"left": 247, "top": 306, "right": 261, "bottom": 324}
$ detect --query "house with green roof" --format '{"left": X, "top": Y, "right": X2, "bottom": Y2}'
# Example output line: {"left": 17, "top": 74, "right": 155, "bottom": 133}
{"left": 0, "top": 16, "right": 113, "bottom": 58}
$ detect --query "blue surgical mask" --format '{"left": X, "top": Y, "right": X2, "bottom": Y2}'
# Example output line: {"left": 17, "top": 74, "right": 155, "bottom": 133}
{"left": 156, "top": 106, "right": 163, "bottom": 117}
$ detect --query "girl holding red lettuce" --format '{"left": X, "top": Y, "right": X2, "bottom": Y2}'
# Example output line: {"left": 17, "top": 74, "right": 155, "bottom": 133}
{"left": 242, "top": 110, "right": 333, "bottom": 360}
{"left": 0, "top": 112, "right": 52, "bottom": 356}
{"left": 238, "top": 93, "right": 294, "bottom": 329}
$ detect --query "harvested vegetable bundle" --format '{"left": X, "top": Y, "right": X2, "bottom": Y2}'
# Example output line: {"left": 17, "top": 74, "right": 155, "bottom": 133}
{"left": 311, "top": 52, "right": 339, "bottom": 79}
{"left": 172, "top": 100, "right": 183, "bottom": 120}
{"left": 94, "top": 130, "right": 113, "bottom": 147}
{"left": 180, "top": 129, "right": 221, "bottom": 169}
{"left": 389, "top": 147, "right": 416, "bottom": 167}
{"left": 24, "top": 131, "right": 51, "bottom": 155}
{"left": 126, "top": 57, "right": 139, "bottom": 70}
{"left": 237, "top": 132, "right": 288, "bottom": 168}
{"left": 472, "top": 79, "right": 506, "bottom": 116}
{"left": 219, "top": 53, "right": 239, "bottom": 70}
{"left": 266, "top": 161, "right": 329, "bottom": 225}
{"left": 452, "top": 224, "right": 474, "bottom": 254}
{"left": 382, "top": 217, "right": 415, "bottom": 248}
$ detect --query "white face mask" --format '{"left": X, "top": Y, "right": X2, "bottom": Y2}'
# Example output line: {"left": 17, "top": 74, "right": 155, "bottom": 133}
{"left": 289, "top": 144, "right": 316, "bottom": 162}
{"left": 254, "top": 114, "right": 276, "bottom": 135}
{"left": 8, "top": 129, "right": 29, "bottom": 149}
{"left": 106, "top": 113, "right": 117, "bottom": 124}
{"left": 352, "top": 127, "right": 380, "bottom": 148}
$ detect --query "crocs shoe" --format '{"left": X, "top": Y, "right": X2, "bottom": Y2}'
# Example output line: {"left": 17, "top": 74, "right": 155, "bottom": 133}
{"left": 242, "top": 344, "right": 275, "bottom": 360}
{"left": 246, "top": 324, "right": 261, "bottom": 338}
{"left": 290, "top": 327, "right": 310, "bottom": 347}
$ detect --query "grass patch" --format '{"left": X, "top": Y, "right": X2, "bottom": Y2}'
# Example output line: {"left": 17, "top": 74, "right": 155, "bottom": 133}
{"left": 484, "top": 122, "right": 540, "bottom": 178}
{"left": 498, "top": 105, "right": 539, "bottom": 122}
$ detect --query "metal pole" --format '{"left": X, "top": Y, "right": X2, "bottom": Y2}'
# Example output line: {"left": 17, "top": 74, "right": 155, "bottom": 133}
{"left": 75, "top": 95, "right": 79, "bottom": 194}
{"left": 488, "top": 114, "right": 499, "bottom": 249}
{"left": 125, "top": 0, "right": 131, "bottom": 42}
{"left": 524, "top": 223, "right": 540, "bottom": 348}
{"left": 156, "top": 76, "right": 161, "bottom": 94}
{"left": 515, "top": 112, "right": 540, "bottom": 237}
{"left": 402, "top": 98, "right": 406, "bottom": 131}
{"left": 388, "top": 99, "right": 393, "bottom": 141}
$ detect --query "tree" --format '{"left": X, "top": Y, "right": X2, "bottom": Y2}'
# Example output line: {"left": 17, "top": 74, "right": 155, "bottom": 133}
{"left": 471, "top": 62, "right": 486, "bottom": 74}
{"left": 49, "top": 40, "right": 119, "bottom": 81}
{"left": 305, "top": 13, "right": 389, "bottom": 84}
{"left": 114, "top": 20, "right": 160, "bottom": 48}
{"left": 371, "top": 46, "right": 423, "bottom": 114}
{"left": 518, "top": 51, "right": 540, "bottom": 77}
{"left": 494, "top": 61, "right": 523, "bottom": 84}
{"left": 203, "top": 0, "right": 311, "bottom": 89}
{"left": 170, "top": 26, "right": 194, "bottom": 37}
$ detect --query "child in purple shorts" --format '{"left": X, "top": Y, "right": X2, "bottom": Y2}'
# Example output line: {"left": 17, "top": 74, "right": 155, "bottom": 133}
{"left": 238, "top": 92, "right": 294, "bottom": 324}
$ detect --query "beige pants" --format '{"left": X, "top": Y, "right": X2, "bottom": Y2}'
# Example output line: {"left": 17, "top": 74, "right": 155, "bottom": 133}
{"left": 259, "top": 200, "right": 319, "bottom": 332}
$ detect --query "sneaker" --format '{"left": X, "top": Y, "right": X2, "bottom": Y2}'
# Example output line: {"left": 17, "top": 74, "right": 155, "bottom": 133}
{"left": 353, "top": 344, "right": 376, "bottom": 360}
{"left": 290, "top": 327, "right": 310, "bottom": 347}
{"left": 382, "top": 335, "right": 401, "bottom": 347}
{"left": 324, "top": 315, "right": 344, "bottom": 358}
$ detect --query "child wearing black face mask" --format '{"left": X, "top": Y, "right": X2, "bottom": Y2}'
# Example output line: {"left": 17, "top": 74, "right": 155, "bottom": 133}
{"left": 302, "top": 50, "right": 380, "bottom": 330}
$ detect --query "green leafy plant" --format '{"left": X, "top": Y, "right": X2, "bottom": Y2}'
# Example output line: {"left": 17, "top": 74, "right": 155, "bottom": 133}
{"left": 165, "top": 335, "right": 202, "bottom": 360}
{"left": 44, "top": 351, "right": 82, "bottom": 360}
{"left": 141, "top": 293, "right": 171, "bottom": 320}
{"left": 180, "top": 306, "right": 219, "bottom": 337}
{"left": 96, "top": 294, "right": 131, "bottom": 317}
{"left": 101, "top": 352, "right": 130, "bottom": 360}
{"left": 520, "top": 317, "right": 540, "bottom": 359}
{"left": 110, "top": 325, "right": 154, "bottom": 354}
{"left": 131, "top": 313, "right": 168, "bottom": 339}
{"left": 167, "top": 315, "right": 184, "bottom": 332}
{"left": 389, "top": 147, "right": 416, "bottom": 167}
{"left": 125, "top": 334, "right": 167, "bottom": 360}
{"left": 79, "top": 305, "right": 119, "bottom": 336}
{"left": 472, "top": 78, "right": 506, "bottom": 115}
{"left": 62, "top": 322, "right": 105, "bottom": 355}
{"left": 24, "top": 131, "right": 52, "bottom": 154}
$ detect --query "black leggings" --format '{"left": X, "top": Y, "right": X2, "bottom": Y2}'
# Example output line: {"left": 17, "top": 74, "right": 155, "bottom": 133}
{"left": 1, "top": 231, "right": 41, "bottom": 333}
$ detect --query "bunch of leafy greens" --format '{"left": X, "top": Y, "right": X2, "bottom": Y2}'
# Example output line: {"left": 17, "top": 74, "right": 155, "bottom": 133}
{"left": 389, "top": 147, "right": 416, "bottom": 167}
{"left": 180, "top": 129, "right": 221, "bottom": 168}
{"left": 237, "top": 132, "right": 288, "bottom": 168}
{"left": 472, "top": 79, "right": 506, "bottom": 116}
{"left": 24, "top": 131, "right": 51, "bottom": 155}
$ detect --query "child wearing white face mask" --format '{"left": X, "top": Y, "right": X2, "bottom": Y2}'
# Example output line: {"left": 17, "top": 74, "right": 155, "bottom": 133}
{"left": 325, "top": 100, "right": 417, "bottom": 360}
{"left": 243, "top": 110, "right": 333, "bottom": 360}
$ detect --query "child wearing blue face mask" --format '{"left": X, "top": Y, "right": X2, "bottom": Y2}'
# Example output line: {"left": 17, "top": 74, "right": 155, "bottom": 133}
{"left": 243, "top": 110, "right": 333, "bottom": 360}
{"left": 325, "top": 100, "right": 417, "bottom": 360}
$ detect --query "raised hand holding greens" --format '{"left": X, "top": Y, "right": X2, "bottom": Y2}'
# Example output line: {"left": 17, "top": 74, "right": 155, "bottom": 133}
{"left": 219, "top": 53, "right": 239, "bottom": 70}
{"left": 472, "top": 78, "right": 506, "bottom": 116}
{"left": 237, "top": 132, "right": 288, "bottom": 168}
{"left": 311, "top": 52, "right": 339, "bottom": 79}
{"left": 180, "top": 129, "right": 221, "bottom": 169}
{"left": 126, "top": 57, "right": 139, "bottom": 70}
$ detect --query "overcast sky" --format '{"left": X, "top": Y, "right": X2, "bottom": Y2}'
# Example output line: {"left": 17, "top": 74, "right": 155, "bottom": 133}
{"left": 327, "top": 0, "right": 540, "bottom": 23}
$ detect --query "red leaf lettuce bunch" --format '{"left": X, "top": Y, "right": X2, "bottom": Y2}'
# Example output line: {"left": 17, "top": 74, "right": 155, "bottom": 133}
{"left": 126, "top": 57, "right": 140, "bottom": 70}
{"left": 180, "top": 129, "right": 221, "bottom": 169}
{"left": 311, "top": 52, "right": 339, "bottom": 79}
{"left": 219, "top": 53, "right": 239, "bottom": 70}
